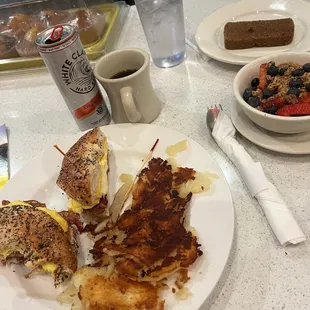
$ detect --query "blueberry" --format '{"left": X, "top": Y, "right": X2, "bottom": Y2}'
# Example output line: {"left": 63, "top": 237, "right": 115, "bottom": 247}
{"left": 264, "top": 105, "right": 278, "bottom": 114}
{"left": 289, "top": 78, "right": 303, "bottom": 88}
{"left": 268, "top": 61, "right": 275, "bottom": 66}
{"left": 302, "top": 63, "right": 310, "bottom": 72}
{"left": 292, "top": 68, "right": 304, "bottom": 77}
{"left": 306, "top": 83, "right": 310, "bottom": 92}
{"left": 251, "top": 78, "right": 259, "bottom": 88}
{"left": 243, "top": 87, "right": 255, "bottom": 101}
{"left": 262, "top": 89, "right": 275, "bottom": 99}
{"left": 267, "top": 65, "right": 279, "bottom": 76}
{"left": 287, "top": 87, "right": 300, "bottom": 97}
{"left": 278, "top": 68, "right": 286, "bottom": 76}
{"left": 248, "top": 96, "right": 260, "bottom": 108}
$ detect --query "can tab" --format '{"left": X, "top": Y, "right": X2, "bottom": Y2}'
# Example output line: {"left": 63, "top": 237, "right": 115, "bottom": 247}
{"left": 51, "top": 25, "right": 63, "bottom": 41}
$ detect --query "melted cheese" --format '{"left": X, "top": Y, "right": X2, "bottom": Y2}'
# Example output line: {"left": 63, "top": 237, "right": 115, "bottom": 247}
{"left": 68, "top": 137, "right": 109, "bottom": 214}
{"left": 42, "top": 262, "right": 58, "bottom": 274}
{"left": 37, "top": 207, "right": 68, "bottom": 232}
{"left": 3, "top": 200, "right": 32, "bottom": 207}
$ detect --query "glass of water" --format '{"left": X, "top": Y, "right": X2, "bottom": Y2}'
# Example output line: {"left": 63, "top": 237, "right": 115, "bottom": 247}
{"left": 135, "top": 0, "right": 186, "bottom": 68}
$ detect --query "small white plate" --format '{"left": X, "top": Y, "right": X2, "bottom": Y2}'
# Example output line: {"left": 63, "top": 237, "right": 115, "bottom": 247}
{"left": 231, "top": 100, "right": 310, "bottom": 154}
{"left": 0, "top": 124, "right": 234, "bottom": 310}
{"left": 195, "top": 0, "right": 310, "bottom": 65}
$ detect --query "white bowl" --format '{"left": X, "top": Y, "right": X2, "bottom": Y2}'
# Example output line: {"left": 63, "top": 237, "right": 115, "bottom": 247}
{"left": 233, "top": 52, "right": 310, "bottom": 134}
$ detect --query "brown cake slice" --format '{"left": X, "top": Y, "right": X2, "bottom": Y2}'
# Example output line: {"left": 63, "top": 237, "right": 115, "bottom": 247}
{"left": 224, "top": 18, "right": 294, "bottom": 50}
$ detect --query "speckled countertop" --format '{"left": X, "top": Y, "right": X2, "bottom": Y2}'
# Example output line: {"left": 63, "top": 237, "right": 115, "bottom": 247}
{"left": 1, "top": 2, "right": 310, "bottom": 310}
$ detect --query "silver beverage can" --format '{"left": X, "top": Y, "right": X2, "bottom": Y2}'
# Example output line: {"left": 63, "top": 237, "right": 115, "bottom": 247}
{"left": 36, "top": 24, "right": 111, "bottom": 131}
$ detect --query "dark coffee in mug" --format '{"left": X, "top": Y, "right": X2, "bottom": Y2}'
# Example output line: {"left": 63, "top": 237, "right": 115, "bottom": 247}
{"left": 110, "top": 69, "right": 138, "bottom": 79}
{"left": 94, "top": 48, "right": 161, "bottom": 124}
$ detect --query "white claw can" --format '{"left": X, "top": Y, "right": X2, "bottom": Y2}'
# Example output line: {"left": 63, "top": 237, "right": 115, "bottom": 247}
{"left": 36, "top": 24, "right": 111, "bottom": 131}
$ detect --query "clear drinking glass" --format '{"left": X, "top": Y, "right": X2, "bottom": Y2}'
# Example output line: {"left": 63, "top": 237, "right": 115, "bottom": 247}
{"left": 135, "top": 0, "right": 186, "bottom": 68}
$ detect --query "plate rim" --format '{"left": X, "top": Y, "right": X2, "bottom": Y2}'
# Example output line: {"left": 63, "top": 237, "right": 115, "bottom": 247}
{"left": 0, "top": 123, "right": 235, "bottom": 310}
{"left": 195, "top": 0, "right": 310, "bottom": 65}
{"left": 231, "top": 101, "right": 310, "bottom": 154}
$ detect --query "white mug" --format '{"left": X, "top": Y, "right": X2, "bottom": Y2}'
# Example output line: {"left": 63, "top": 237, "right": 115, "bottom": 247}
{"left": 94, "top": 48, "right": 162, "bottom": 124}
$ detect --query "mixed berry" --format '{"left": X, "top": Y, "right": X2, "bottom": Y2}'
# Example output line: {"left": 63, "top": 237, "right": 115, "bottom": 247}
{"left": 242, "top": 61, "right": 310, "bottom": 116}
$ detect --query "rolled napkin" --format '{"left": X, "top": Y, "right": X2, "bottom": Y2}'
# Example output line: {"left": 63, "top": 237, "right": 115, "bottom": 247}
{"left": 212, "top": 111, "right": 306, "bottom": 246}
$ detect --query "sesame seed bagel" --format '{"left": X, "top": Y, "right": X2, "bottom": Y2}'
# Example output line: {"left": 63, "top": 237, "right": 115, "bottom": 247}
{"left": 56, "top": 127, "right": 106, "bottom": 206}
{"left": 0, "top": 205, "right": 77, "bottom": 285}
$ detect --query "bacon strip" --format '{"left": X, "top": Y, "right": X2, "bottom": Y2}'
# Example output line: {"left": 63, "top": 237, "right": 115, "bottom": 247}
{"left": 58, "top": 211, "right": 83, "bottom": 233}
{"left": 24, "top": 200, "right": 46, "bottom": 208}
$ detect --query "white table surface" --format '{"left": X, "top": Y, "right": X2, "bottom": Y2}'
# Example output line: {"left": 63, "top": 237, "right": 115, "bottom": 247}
{"left": 1, "top": 1, "right": 310, "bottom": 310}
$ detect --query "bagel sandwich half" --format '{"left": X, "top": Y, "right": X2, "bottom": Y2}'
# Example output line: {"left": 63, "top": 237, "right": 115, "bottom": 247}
{"left": 56, "top": 128, "right": 109, "bottom": 219}
{"left": 0, "top": 200, "right": 81, "bottom": 286}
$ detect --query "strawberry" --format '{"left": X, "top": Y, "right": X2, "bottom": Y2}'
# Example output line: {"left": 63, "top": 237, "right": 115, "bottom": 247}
{"left": 276, "top": 103, "right": 310, "bottom": 116}
{"left": 261, "top": 96, "right": 286, "bottom": 109}
{"left": 258, "top": 63, "right": 267, "bottom": 90}
{"left": 297, "top": 93, "right": 310, "bottom": 105}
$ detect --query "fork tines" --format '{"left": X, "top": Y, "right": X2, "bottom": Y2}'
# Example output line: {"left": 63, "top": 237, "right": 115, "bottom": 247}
{"left": 208, "top": 104, "right": 223, "bottom": 111}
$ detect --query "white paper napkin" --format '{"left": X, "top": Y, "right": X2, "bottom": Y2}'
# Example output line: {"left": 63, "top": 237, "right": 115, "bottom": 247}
{"left": 212, "top": 111, "right": 306, "bottom": 246}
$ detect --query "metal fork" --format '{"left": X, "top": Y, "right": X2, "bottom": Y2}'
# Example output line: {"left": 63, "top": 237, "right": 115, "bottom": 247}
{"left": 206, "top": 104, "right": 223, "bottom": 132}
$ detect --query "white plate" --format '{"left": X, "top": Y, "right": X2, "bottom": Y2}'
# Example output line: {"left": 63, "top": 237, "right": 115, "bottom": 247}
{"left": 195, "top": 0, "right": 310, "bottom": 65}
{"left": 0, "top": 124, "right": 234, "bottom": 310}
{"left": 231, "top": 100, "right": 310, "bottom": 154}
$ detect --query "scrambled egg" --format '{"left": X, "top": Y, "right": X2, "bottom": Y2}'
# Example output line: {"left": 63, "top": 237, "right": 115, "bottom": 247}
{"left": 68, "top": 199, "right": 88, "bottom": 214}
{"left": 42, "top": 262, "right": 58, "bottom": 273}
{"left": 0, "top": 173, "right": 8, "bottom": 190}
{"left": 68, "top": 137, "right": 109, "bottom": 214}
{"left": 0, "top": 248, "right": 13, "bottom": 258}
{"left": 100, "top": 137, "right": 109, "bottom": 197}
{"left": 1, "top": 200, "right": 68, "bottom": 232}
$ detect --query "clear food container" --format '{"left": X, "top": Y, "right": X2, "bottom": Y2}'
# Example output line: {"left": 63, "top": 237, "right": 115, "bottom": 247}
{"left": 0, "top": 0, "right": 129, "bottom": 71}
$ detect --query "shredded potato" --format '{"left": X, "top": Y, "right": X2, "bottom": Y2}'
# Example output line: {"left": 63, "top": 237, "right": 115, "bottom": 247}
{"left": 57, "top": 284, "right": 78, "bottom": 304}
{"left": 57, "top": 266, "right": 115, "bottom": 309}
{"left": 58, "top": 153, "right": 218, "bottom": 310}
{"left": 186, "top": 226, "right": 197, "bottom": 237}
{"left": 73, "top": 266, "right": 115, "bottom": 289}
{"left": 175, "top": 287, "right": 192, "bottom": 300}
{"left": 167, "top": 157, "right": 218, "bottom": 198}
{"left": 166, "top": 140, "right": 188, "bottom": 157}
{"left": 57, "top": 284, "right": 83, "bottom": 310}
{"left": 119, "top": 173, "right": 133, "bottom": 183}
{"left": 177, "top": 171, "right": 218, "bottom": 198}
{"left": 166, "top": 157, "right": 179, "bottom": 170}
{"left": 95, "top": 180, "right": 133, "bottom": 234}
{"left": 71, "top": 297, "right": 83, "bottom": 310}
